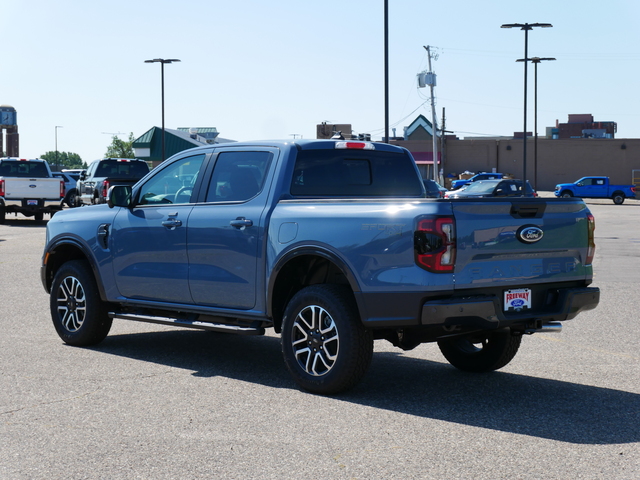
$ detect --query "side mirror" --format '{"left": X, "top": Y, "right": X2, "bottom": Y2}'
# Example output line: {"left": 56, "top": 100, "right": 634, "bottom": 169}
{"left": 107, "top": 185, "right": 132, "bottom": 208}
{"left": 79, "top": 172, "right": 87, "bottom": 181}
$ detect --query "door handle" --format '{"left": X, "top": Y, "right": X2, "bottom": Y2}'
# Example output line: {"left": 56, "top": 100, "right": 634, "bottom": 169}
{"left": 230, "top": 217, "right": 253, "bottom": 229}
{"left": 162, "top": 218, "right": 183, "bottom": 230}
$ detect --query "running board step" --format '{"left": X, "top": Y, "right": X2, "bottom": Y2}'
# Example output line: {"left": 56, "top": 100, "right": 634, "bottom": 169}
{"left": 109, "top": 312, "right": 265, "bottom": 335}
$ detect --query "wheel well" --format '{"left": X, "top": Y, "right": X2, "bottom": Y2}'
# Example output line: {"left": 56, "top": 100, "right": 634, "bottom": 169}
{"left": 270, "top": 254, "right": 353, "bottom": 333}
{"left": 560, "top": 190, "right": 573, "bottom": 196}
{"left": 612, "top": 190, "right": 625, "bottom": 197}
{"left": 44, "top": 244, "right": 90, "bottom": 293}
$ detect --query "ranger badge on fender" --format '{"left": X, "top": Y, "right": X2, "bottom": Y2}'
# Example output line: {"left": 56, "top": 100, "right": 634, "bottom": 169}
{"left": 517, "top": 225, "right": 544, "bottom": 244}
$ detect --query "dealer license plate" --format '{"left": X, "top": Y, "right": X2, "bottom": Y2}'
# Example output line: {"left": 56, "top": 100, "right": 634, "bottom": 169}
{"left": 27, "top": 199, "right": 38, "bottom": 206}
{"left": 504, "top": 288, "right": 532, "bottom": 311}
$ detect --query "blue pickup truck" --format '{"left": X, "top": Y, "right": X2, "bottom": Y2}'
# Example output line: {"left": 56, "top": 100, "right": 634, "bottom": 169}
{"left": 554, "top": 176, "right": 636, "bottom": 204}
{"left": 41, "top": 140, "right": 599, "bottom": 394}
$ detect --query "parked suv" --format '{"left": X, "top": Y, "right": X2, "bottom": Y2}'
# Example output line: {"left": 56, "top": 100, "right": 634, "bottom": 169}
{"left": 76, "top": 158, "right": 150, "bottom": 206}
{"left": 52, "top": 171, "right": 80, "bottom": 207}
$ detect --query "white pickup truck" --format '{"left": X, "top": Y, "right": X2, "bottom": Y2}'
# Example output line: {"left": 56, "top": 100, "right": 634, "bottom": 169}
{"left": 0, "top": 158, "right": 65, "bottom": 222}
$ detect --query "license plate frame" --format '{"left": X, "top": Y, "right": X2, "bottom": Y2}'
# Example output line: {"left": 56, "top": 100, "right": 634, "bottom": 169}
{"left": 504, "top": 288, "right": 532, "bottom": 311}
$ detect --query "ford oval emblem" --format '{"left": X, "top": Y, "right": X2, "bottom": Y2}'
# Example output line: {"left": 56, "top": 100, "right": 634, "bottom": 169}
{"left": 29, "top": 184, "right": 37, "bottom": 188}
{"left": 517, "top": 225, "right": 544, "bottom": 244}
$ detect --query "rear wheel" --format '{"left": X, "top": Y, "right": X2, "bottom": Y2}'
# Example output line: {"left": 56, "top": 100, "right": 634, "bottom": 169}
{"left": 0, "top": 206, "right": 5, "bottom": 224}
{"left": 50, "top": 260, "right": 112, "bottom": 346}
{"left": 612, "top": 193, "right": 625, "bottom": 205}
{"left": 65, "top": 189, "right": 78, "bottom": 207}
{"left": 281, "top": 284, "right": 373, "bottom": 395}
{"left": 437, "top": 329, "right": 522, "bottom": 373}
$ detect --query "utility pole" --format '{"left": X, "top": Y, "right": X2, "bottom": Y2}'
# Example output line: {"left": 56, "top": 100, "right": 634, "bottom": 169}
{"left": 440, "top": 107, "right": 446, "bottom": 185}
{"left": 424, "top": 46, "right": 438, "bottom": 182}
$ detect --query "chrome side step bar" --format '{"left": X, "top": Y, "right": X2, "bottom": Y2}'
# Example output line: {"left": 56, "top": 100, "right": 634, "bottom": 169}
{"left": 109, "top": 312, "right": 265, "bottom": 335}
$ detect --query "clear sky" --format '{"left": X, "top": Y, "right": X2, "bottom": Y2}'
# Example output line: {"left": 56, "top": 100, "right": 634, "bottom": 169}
{"left": 2, "top": 0, "right": 639, "bottom": 162}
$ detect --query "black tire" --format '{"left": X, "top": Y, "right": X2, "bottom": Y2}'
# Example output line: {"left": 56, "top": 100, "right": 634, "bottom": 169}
{"left": 437, "top": 328, "right": 522, "bottom": 373}
{"left": 0, "top": 206, "right": 5, "bottom": 224}
{"left": 34, "top": 212, "right": 44, "bottom": 221}
{"left": 561, "top": 191, "right": 573, "bottom": 198}
{"left": 281, "top": 284, "right": 373, "bottom": 395}
{"left": 50, "top": 260, "right": 112, "bottom": 346}
{"left": 612, "top": 193, "right": 625, "bottom": 205}
{"left": 65, "top": 190, "right": 78, "bottom": 208}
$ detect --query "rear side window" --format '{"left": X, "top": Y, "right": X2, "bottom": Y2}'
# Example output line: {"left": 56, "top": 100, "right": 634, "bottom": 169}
{"left": 291, "top": 150, "right": 422, "bottom": 197}
{"left": 205, "top": 151, "right": 273, "bottom": 202}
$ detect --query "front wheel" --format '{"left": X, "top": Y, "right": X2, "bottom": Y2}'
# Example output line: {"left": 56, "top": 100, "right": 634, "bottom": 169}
{"left": 612, "top": 193, "right": 625, "bottom": 205}
{"left": 281, "top": 285, "right": 373, "bottom": 395}
{"left": 437, "top": 329, "right": 522, "bottom": 373}
{"left": 561, "top": 191, "right": 573, "bottom": 198}
{"left": 50, "top": 260, "right": 112, "bottom": 346}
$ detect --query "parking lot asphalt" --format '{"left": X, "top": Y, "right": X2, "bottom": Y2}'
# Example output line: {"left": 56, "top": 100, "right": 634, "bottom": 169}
{"left": 0, "top": 200, "right": 638, "bottom": 479}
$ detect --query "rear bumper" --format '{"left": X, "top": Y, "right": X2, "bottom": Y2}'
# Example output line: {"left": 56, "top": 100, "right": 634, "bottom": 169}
{"left": 421, "top": 286, "right": 600, "bottom": 328}
{"left": 1, "top": 197, "right": 63, "bottom": 214}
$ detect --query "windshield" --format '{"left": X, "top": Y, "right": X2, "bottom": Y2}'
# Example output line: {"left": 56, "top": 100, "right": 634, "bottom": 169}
{"left": 461, "top": 180, "right": 500, "bottom": 194}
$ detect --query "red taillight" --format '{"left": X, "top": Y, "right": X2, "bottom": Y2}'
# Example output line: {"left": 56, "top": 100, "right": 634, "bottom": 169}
{"left": 60, "top": 180, "right": 65, "bottom": 199}
{"left": 586, "top": 212, "right": 596, "bottom": 265}
{"left": 101, "top": 180, "right": 110, "bottom": 198}
{"left": 0, "top": 179, "right": 4, "bottom": 197}
{"left": 414, "top": 216, "right": 456, "bottom": 273}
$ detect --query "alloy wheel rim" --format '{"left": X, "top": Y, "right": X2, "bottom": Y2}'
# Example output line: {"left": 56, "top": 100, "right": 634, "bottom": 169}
{"left": 56, "top": 276, "right": 87, "bottom": 332}
{"left": 291, "top": 305, "right": 339, "bottom": 376}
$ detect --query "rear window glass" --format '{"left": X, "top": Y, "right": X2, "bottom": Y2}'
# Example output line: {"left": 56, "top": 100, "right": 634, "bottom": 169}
{"left": 97, "top": 160, "right": 150, "bottom": 179}
{"left": 290, "top": 150, "right": 422, "bottom": 197}
{"left": 0, "top": 161, "right": 49, "bottom": 178}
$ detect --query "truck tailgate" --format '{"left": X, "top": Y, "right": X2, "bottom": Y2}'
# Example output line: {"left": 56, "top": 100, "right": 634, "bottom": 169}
{"left": 452, "top": 198, "right": 593, "bottom": 289}
{"left": 3, "top": 177, "right": 61, "bottom": 200}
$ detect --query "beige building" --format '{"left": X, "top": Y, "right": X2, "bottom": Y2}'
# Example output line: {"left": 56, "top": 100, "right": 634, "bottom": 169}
{"left": 385, "top": 115, "right": 640, "bottom": 192}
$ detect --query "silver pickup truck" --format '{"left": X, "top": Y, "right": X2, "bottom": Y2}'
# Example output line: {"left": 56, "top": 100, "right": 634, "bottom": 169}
{"left": 41, "top": 140, "right": 599, "bottom": 394}
{"left": 0, "top": 157, "right": 64, "bottom": 222}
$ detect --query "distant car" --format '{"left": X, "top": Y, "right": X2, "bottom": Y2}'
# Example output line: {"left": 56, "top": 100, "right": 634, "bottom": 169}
{"left": 450, "top": 172, "right": 504, "bottom": 190}
{"left": 422, "top": 179, "right": 446, "bottom": 198}
{"left": 76, "top": 158, "right": 150, "bottom": 206}
{"left": 445, "top": 179, "right": 536, "bottom": 199}
{"left": 52, "top": 171, "right": 80, "bottom": 207}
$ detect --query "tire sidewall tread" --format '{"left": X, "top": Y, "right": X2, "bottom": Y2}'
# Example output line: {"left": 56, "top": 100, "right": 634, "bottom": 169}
{"left": 281, "top": 284, "right": 373, "bottom": 395}
{"left": 50, "top": 259, "right": 112, "bottom": 346}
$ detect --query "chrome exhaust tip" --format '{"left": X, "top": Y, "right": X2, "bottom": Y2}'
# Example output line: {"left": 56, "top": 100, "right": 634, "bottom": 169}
{"left": 526, "top": 321, "right": 562, "bottom": 334}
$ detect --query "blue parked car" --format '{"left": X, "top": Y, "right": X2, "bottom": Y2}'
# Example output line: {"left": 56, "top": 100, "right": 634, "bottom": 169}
{"left": 450, "top": 172, "right": 504, "bottom": 190}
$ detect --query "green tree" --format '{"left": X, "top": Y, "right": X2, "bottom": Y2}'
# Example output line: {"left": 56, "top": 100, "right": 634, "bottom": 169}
{"left": 40, "top": 151, "right": 86, "bottom": 170}
{"left": 105, "top": 132, "right": 135, "bottom": 158}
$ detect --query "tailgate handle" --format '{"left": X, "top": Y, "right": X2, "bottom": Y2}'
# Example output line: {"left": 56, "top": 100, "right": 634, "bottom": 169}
{"left": 510, "top": 202, "right": 546, "bottom": 219}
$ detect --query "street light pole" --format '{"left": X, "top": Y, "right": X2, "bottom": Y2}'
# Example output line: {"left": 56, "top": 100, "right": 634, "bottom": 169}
{"left": 55, "top": 125, "right": 63, "bottom": 170}
{"left": 517, "top": 56, "right": 556, "bottom": 191}
{"left": 144, "top": 58, "right": 180, "bottom": 162}
{"left": 501, "top": 23, "right": 552, "bottom": 192}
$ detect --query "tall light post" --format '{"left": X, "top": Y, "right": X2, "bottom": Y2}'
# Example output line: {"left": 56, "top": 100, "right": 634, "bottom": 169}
{"left": 55, "top": 125, "right": 63, "bottom": 170}
{"left": 144, "top": 58, "right": 180, "bottom": 162}
{"left": 517, "top": 56, "right": 556, "bottom": 191}
{"left": 383, "top": 0, "right": 389, "bottom": 143}
{"left": 501, "top": 23, "right": 552, "bottom": 192}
